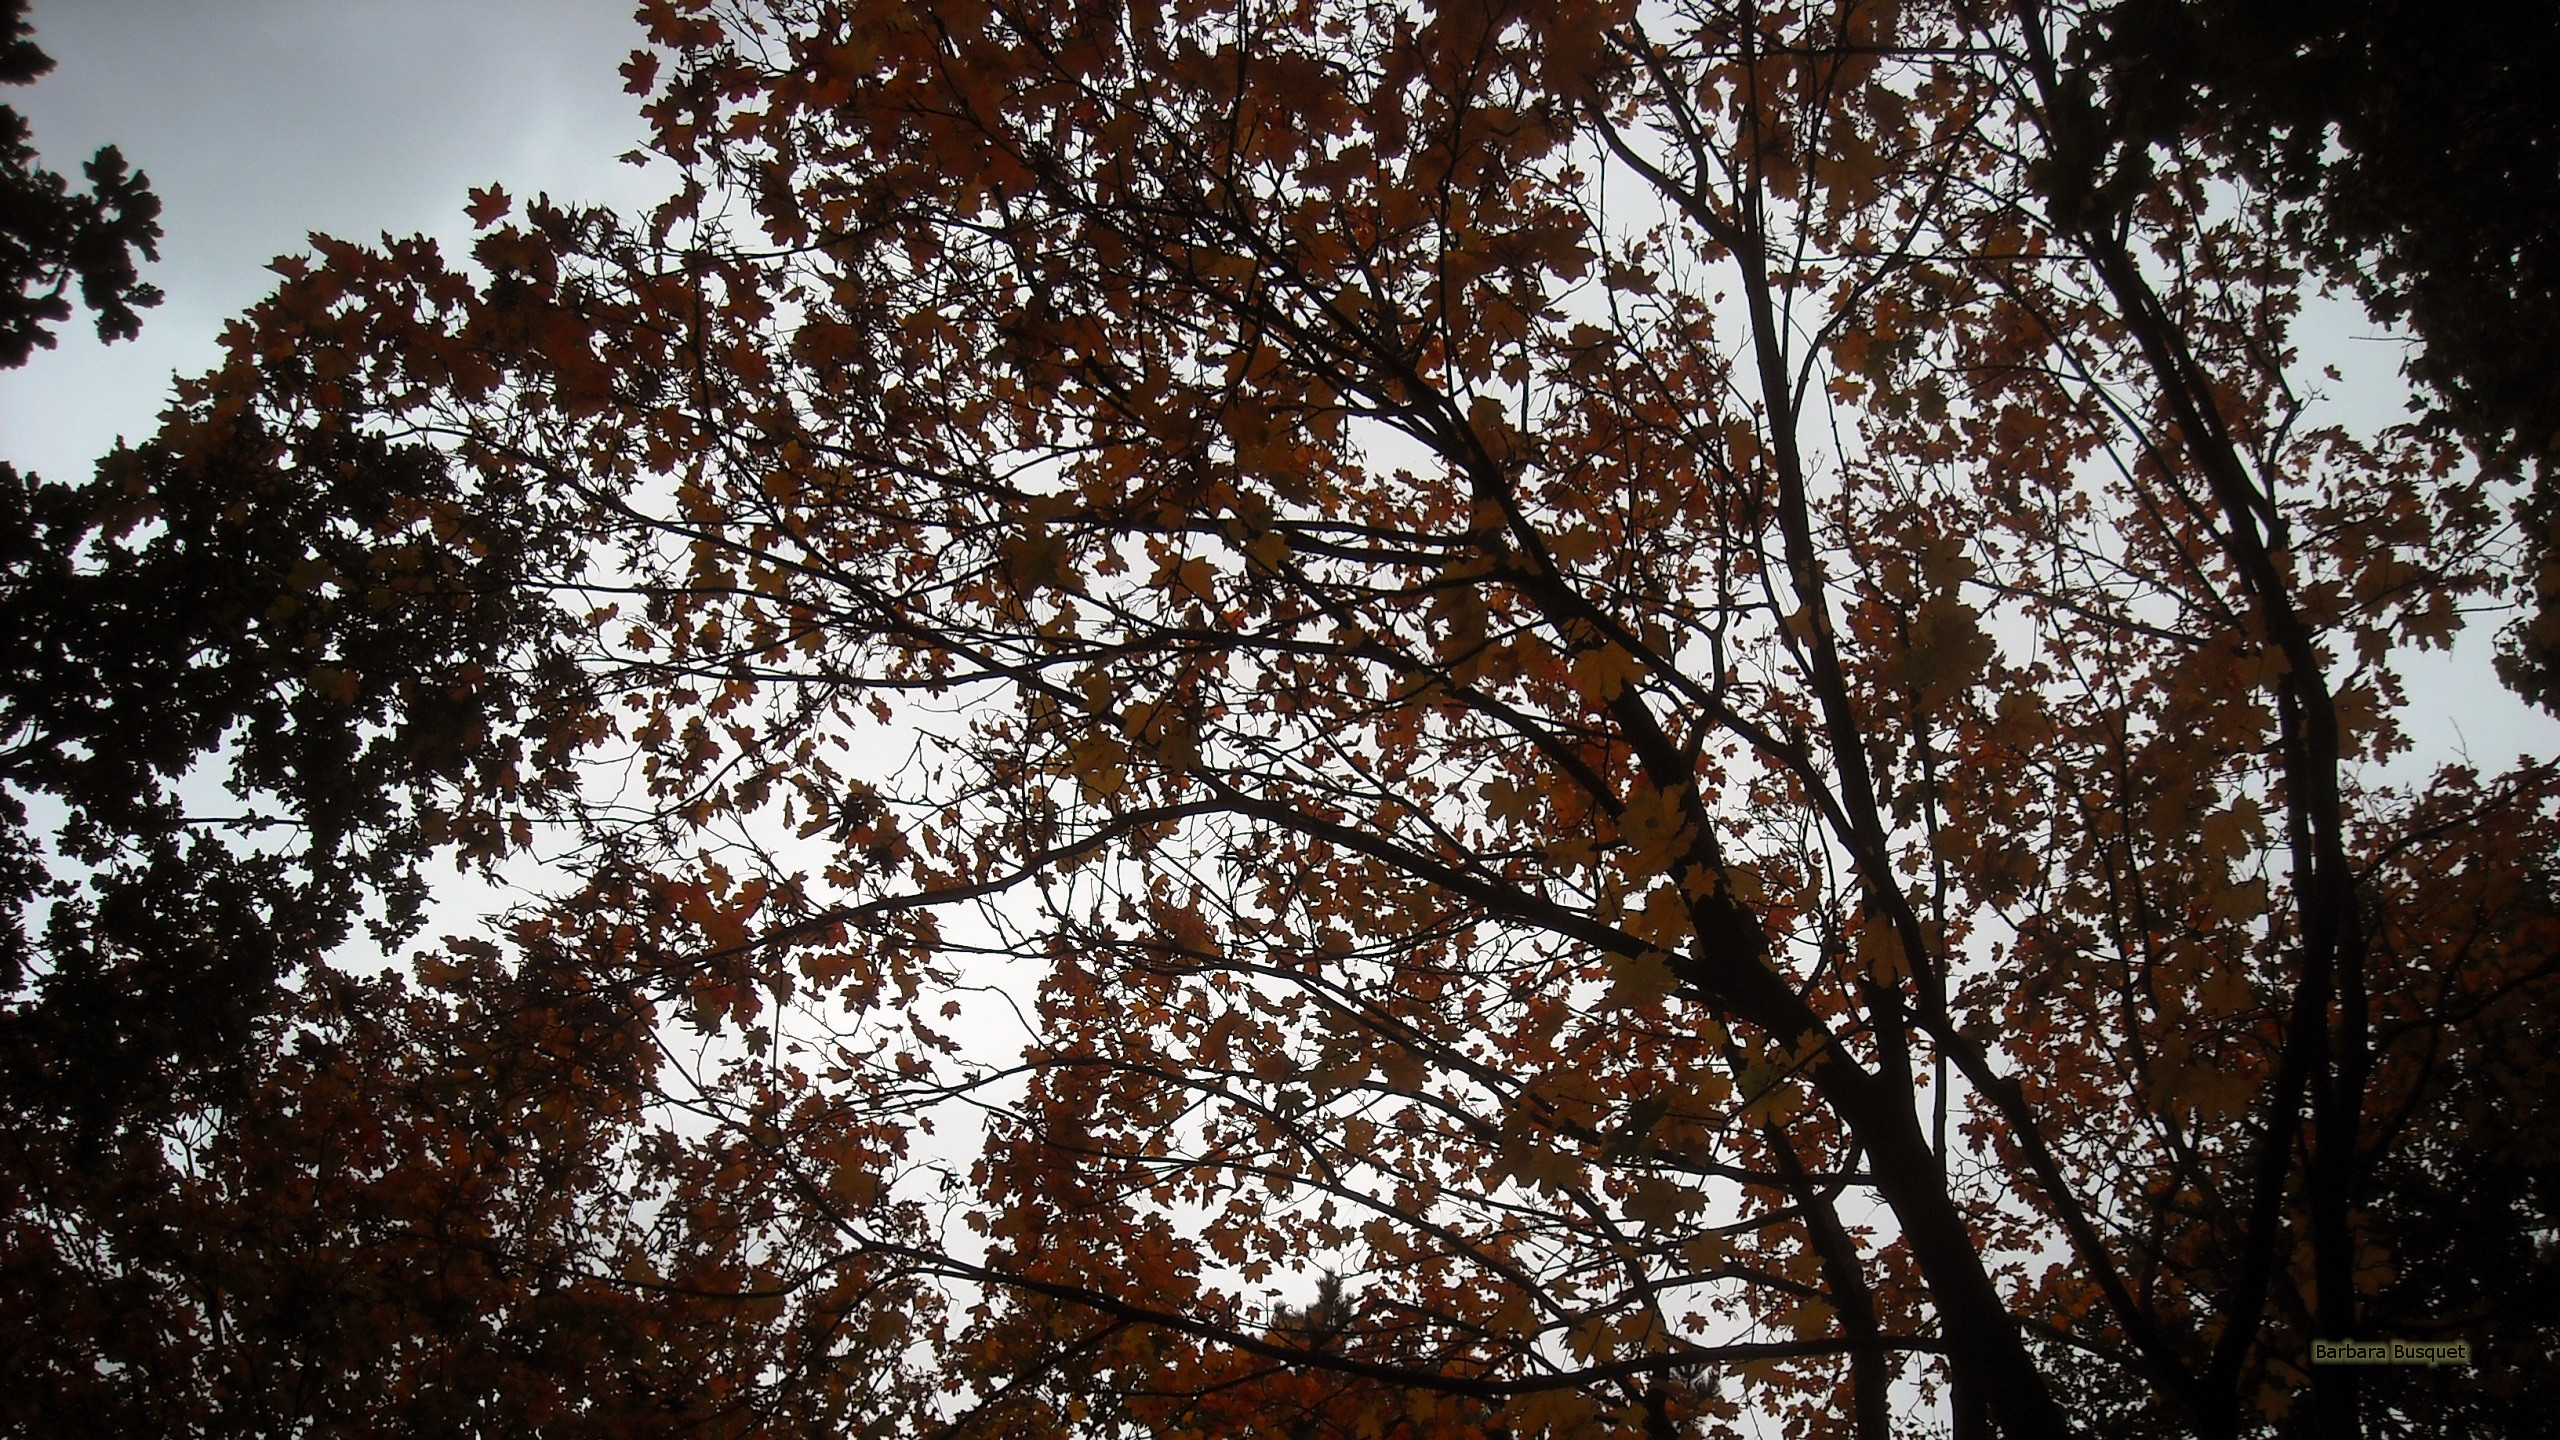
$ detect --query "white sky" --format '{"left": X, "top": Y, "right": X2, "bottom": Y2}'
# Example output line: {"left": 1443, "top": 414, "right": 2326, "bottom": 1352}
{"left": 1, "top": 0, "right": 2547, "bottom": 786}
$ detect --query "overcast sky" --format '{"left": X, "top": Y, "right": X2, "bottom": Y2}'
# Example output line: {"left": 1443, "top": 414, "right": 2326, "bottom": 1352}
{"left": 4, "top": 0, "right": 659, "bottom": 481}
{"left": 3, "top": 0, "right": 2550, "bottom": 779}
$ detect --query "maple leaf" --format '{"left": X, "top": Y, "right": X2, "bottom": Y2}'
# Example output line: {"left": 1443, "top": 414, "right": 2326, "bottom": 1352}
{"left": 464, "top": 183, "right": 511, "bottom": 228}
{"left": 1603, "top": 947, "right": 1682, "bottom": 1010}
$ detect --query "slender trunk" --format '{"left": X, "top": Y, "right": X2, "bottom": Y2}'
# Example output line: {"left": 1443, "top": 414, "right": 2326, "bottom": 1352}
{"left": 1720, "top": 90, "right": 2082, "bottom": 1440}
{"left": 2074, "top": 235, "right": 2370, "bottom": 1440}
{"left": 1762, "top": 1118, "right": 1893, "bottom": 1440}
{"left": 1994, "top": 9, "right": 2375, "bottom": 1432}
{"left": 1833, "top": 1065, "right": 2076, "bottom": 1440}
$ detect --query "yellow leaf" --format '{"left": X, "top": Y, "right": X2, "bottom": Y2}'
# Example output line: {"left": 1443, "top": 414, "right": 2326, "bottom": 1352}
{"left": 1616, "top": 783, "right": 1695, "bottom": 877}
{"left": 1064, "top": 733, "right": 1128, "bottom": 799}
{"left": 1172, "top": 556, "right": 1217, "bottom": 599}
{"left": 2209, "top": 875, "right": 2270, "bottom": 922}
{"left": 1547, "top": 526, "right": 1603, "bottom": 565}
{"left": 1688, "top": 1069, "right": 1734, "bottom": 1110}
{"left": 1624, "top": 1176, "right": 1699, "bottom": 1227}
{"left": 1681, "top": 1231, "right": 1731, "bottom": 1269}
{"left": 1604, "top": 948, "right": 1682, "bottom": 1009}
{"left": 998, "top": 525, "right": 1074, "bottom": 594}
{"left": 1378, "top": 1042, "right": 1426, "bottom": 1091}
{"left": 1570, "top": 644, "right": 1641, "bottom": 705}
{"left": 1782, "top": 1296, "right": 1834, "bottom": 1339}
{"left": 2199, "top": 962, "right": 2253, "bottom": 1016}
{"left": 1855, "top": 912, "right": 1907, "bottom": 985}
{"left": 1625, "top": 885, "right": 1691, "bottom": 947}
{"left": 1726, "top": 863, "right": 1765, "bottom": 906}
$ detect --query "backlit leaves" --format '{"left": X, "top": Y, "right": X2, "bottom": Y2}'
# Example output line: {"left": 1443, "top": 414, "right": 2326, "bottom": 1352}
{"left": 8, "top": 2, "right": 2555, "bottom": 1437}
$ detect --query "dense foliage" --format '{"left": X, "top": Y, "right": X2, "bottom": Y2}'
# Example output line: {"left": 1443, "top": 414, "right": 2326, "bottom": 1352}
{"left": 4, "top": 3, "right": 2556, "bottom": 1438}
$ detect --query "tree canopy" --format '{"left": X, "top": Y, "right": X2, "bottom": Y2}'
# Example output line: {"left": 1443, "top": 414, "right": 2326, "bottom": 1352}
{"left": 5, "top": 2, "right": 2557, "bottom": 1438}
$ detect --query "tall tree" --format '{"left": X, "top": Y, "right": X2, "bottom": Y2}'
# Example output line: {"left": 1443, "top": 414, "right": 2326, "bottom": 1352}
{"left": 0, "top": 8, "right": 848, "bottom": 1432}
{"left": 0, "top": 0, "right": 569, "bottom": 1169}
{"left": 19, "top": 1, "right": 2557, "bottom": 1436}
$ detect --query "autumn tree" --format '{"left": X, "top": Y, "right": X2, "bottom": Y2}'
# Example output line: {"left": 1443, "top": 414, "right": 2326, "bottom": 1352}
{"left": 0, "top": 8, "right": 957, "bottom": 1433}
{"left": 0, "top": 234, "right": 962, "bottom": 1440}
{"left": 29, "top": 0, "right": 2560, "bottom": 1437}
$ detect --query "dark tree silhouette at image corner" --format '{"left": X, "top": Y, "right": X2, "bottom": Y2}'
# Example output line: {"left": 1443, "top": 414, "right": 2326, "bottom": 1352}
{"left": 0, "top": 0, "right": 160, "bottom": 369}
{"left": 2077, "top": 0, "right": 2560, "bottom": 711}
